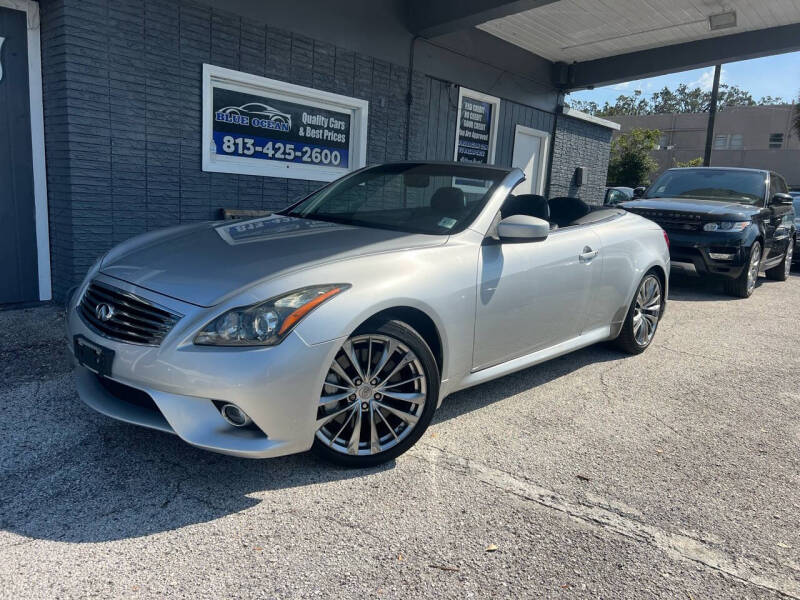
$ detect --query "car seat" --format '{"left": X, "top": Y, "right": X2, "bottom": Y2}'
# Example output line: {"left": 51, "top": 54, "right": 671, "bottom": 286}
{"left": 501, "top": 194, "right": 549, "bottom": 221}
{"left": 430, "top": 187, "right": 466, "bottom": 215}
{"left": 548, "top": 196, "right": 590, "bottom": 227}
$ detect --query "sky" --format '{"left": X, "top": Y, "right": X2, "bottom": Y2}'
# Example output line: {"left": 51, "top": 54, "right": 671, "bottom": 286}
{"left": 567, "top": 51, "right": 800, "bottom": 106}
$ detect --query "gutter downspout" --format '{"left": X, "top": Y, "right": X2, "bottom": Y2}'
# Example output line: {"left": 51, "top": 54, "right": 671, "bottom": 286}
{"left": 404, "top": 35, "right": 420, "bottom": 160}
{"left": 544, "top": 91, "right": 565, "bottom": 198}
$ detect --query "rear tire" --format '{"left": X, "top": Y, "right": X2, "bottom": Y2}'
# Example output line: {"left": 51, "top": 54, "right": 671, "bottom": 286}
{"left": 724, "top": 241, "right": 761, "bottom": 298}
{"left": 765, "top": 237, "right": 793, "bottom": 281}
{"left": 613, "top": 271, "right": 663, "bottom": 355}
{"left": 312, "top": 319, "right": 439, "bottom": 468}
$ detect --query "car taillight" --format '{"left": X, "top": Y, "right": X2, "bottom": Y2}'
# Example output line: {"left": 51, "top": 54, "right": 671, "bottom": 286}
{"left": 663, "top": 229, "right": 670, "bottom": 249}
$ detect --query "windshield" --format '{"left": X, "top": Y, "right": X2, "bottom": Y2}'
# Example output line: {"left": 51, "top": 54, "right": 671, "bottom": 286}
{"left": 792, "top": 196, "right": 800, "bottom": 216}
{"left": 283, "top": 163, "right": 508, "bottom": 235}
{"left": 645, "top": 169, "right": 765, "bottom": 205}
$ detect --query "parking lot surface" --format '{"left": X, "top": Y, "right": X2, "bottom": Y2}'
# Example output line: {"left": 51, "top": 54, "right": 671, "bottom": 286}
{"left": 1, "top": 273, "right": 799, "bottom": 599}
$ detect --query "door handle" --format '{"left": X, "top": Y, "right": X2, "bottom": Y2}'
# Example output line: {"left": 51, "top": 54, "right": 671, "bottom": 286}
{"left": 579, "top": 247, "right": 599, "bottom": 262}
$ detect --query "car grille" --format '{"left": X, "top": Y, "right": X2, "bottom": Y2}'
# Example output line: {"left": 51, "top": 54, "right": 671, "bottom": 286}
{"left": 627, "top": 209, "right": 704, "bottom": 231}
{"left": 79, "top": 281, "right": 181, "bottom": 345}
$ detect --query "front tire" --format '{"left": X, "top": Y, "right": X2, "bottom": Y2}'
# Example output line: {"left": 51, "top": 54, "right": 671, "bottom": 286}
{"left": 613, "top": 271, "right": 663, "bottom": 355}
{"left": 724, "top": 241, "right": 761, "bottom": 298}
{"left": 765, "top": 237, "right": 793, "bottom": 281}
{"left": 312, "top": 320, "right": 439, "bottom": 467}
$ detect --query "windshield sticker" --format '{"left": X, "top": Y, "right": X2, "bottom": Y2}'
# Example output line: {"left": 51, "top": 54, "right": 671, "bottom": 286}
{"left": 215, "top": 215, "right": 348, "bottom": 246}
{"left": 438, "top": 217, "right": 457, "bottom": 229}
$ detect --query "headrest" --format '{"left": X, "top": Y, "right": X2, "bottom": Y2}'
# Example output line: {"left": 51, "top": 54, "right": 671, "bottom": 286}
{"left": 506, "top": 194, "right": 549, "bottom": 220}
{"left": 430, "top": 187, "right": 466, "bottom": 214}
{"left": 548, "top": 196, "right": 590, "bottom": 226}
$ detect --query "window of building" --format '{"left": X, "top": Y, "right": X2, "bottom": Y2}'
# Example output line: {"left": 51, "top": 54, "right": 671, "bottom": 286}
{"left": 713, "top": 134, "right": 729, "bottom": 150}
{"left": 658, "top": 134, "right": 669, "bottom": 149}
{"left": 769, "top": 133, "right": 784, "bottom": 149}
{"left": 729, "top": 134, "right": 743, "bottom": 149}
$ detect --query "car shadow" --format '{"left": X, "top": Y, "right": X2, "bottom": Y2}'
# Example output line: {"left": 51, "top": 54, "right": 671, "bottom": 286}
{"left": 1, "top": 341, "right": 627, "bottom": 545}
{"left": 0, "top": 388, "right": 395, "bottom": 544}
{"left": 668, "top": 272, "right": 750, "bottom": 301}
{"left": 668, "top": 269, "right": 796, "bottom": 301}
{"left": 433, "top": 342, "right": 623, "bottom": 424}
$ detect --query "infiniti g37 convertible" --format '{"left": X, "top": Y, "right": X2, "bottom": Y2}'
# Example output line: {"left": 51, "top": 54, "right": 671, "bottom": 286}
{"left": 67, "top": 162, "right": 669, "bottom": 466}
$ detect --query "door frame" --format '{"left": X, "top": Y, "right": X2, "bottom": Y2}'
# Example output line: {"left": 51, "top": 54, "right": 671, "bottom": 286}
{"left": 512, "top": 124, "right": 550, "bottom": 196}
{"left": 1, "top": 0, "right": 51, "bottom": 301}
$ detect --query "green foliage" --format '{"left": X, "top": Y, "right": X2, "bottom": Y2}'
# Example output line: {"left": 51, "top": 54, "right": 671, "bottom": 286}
{"left": 567, "top": 84, "right": 788, "bottom": 117}
{"left": 793, "top": 93, "right": 800, "bottom": 140}
{"left": 607, "top": 128, "right": 661, "bottom": 187}
{"left": 673, "top": 157, "right": 704, "bottom": 168}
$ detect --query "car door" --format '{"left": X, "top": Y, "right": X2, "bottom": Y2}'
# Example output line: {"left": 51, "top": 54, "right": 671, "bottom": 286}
{"left": 473, "top": 225, "right": 602, "bottom": 370}
{"left": 766, "top": 172, "right": 792, "bottom": 261}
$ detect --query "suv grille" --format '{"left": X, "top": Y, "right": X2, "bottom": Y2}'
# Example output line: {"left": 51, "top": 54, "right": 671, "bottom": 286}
{"left": 79, "top": 281, "right": 181, "bottom": 345}
{"left": 628, "top": 209, "right": 704, "bottom": 231}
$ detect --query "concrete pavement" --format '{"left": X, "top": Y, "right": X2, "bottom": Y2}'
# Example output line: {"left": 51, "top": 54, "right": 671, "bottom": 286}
{"left": 1, "top": 273, "right": 798, "bottom": 599}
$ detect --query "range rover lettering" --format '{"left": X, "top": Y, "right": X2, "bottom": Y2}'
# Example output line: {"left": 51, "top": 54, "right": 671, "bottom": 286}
{"left": 622, "top": 167, "right": 795, "bottom": 297}
{"left": 67, "top": 162, "right": 669, "bottom": 466}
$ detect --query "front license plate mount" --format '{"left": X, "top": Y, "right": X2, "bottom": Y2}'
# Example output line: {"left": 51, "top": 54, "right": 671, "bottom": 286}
{"left": 74, "top": 335, "right": 115, "bottom": 378}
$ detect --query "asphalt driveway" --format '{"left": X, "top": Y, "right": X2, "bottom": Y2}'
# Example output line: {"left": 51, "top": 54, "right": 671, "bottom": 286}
{"left": 1, "top": 273, "right": 799, "bottom": 599}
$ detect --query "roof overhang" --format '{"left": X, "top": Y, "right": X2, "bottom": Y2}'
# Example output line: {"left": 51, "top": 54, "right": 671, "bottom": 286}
{"left": 407, "top": 0, "right": 800, "bottom": 91}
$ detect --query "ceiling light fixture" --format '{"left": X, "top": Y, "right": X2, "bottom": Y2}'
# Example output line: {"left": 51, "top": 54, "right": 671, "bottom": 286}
{"left": 709, "top": 11, "right": 737, "bottom": 31}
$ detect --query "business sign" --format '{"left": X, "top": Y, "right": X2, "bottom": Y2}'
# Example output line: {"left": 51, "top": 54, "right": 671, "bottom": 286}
{"left": 454, "top": 88, "right": 501, "bottom": 165}
{"left": 202, "top": 65, "right": 368, "bottom": 181}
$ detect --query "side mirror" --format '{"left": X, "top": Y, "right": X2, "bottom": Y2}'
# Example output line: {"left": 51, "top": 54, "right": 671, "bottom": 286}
{"left": 771, "top": 192, "right": 793, "bottom": 206}
{"left": 497, "top": 215, "right": 549, "bottom": 242}
{"left": 633, "top": 186, "right": 646, "bottom": 198}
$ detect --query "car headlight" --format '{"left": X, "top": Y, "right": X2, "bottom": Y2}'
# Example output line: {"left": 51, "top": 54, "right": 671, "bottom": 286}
{"left": 702, "top": 221, "right": 749, "bottom": 232}
{"left": 195, "top": 284, "right": 350, "bottom": 346}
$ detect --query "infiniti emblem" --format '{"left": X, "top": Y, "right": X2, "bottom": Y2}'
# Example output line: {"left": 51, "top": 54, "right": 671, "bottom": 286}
{"left": 95, "top": 303, "right": 115, "bottom": 322}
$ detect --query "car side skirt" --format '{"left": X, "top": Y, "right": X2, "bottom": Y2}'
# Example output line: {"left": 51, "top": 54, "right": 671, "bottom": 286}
{"left": 453, "top": 325, "right": 612, "bottom": 393}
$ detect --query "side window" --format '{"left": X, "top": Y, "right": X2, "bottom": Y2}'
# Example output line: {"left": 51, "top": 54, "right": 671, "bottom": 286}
{"left": 776, "top": 175, "right": 789, "bottom": 195}
{"left": 607, "top": 190, "right": 625, "bottom": 205}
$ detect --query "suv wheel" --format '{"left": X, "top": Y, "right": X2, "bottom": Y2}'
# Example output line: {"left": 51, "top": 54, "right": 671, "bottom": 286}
{"left": 725, "top": 241, "right": 761, "bottom": 298}
{"left": 765, "top": 237, "right": 793, "bottom": 281}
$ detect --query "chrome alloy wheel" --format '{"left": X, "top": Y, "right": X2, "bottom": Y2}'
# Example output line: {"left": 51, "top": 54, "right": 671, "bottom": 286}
{"left": 785, "top": 239, "right": 794, "bottom": 278}
{"left": 632, "top": 275, "right": 661, "bottom": 346}
{"left": 315, "top": 335, "right": 427, "bottom": 456}
{"left": 747, "top": 243, "right": 762, "bottom": 294}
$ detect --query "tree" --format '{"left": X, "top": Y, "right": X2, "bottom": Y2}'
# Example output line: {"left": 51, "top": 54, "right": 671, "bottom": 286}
{"left": 673, "top": 157, "right": 703, "bottom": 168}
{"left": 793, "top": 93, "right": 800, "bottom": 140}
{"left": 607, "top": 128, "right": 660, "bottom": 187}
{"left": 566, "top": 84, "right": 786, "bottom": 117}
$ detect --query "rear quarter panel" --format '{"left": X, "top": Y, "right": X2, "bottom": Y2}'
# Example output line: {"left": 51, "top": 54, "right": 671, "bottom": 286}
{"left": 585, "top": 212, "right": 669, "bottom": 332}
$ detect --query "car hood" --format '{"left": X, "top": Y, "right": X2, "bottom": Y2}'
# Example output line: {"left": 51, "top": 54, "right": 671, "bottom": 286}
{"left": 620, "top": 197, "right": 762, "bottom": 219}
{"left": 100, "top": 215, "right": 445, "bottom": 306}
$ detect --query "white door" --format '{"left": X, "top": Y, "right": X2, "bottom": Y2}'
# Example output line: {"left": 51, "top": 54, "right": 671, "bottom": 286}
{"left": 511, "top": 125, "right": 549, "bottom": 196}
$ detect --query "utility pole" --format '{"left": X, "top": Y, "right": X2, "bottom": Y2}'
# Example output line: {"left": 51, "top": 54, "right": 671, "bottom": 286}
{"left": 703, "top": 64, "right": 722, "bottom": 167}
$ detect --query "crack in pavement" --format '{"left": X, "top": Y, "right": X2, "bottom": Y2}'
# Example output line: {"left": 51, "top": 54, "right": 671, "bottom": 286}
{"left": 414, "top": 444, "right": 800, "bottom": 599}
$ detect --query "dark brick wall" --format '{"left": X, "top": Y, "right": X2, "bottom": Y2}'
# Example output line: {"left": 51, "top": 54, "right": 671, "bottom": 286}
{"left": 38, "top": 0, "right": 598, "bottom": 300}
{"left": 548, "top": 113, "right": 613, "bottom": 205}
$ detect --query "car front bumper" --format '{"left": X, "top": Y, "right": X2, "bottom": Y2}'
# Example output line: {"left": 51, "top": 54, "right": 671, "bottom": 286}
{"left": 665, "top": 231, "right": 749, "bottom": 280}
{"left": 66, "top": 276, "right": 344, "bottom": 459}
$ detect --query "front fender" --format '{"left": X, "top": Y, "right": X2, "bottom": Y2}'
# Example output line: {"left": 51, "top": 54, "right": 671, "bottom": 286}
{"left": 292, "top": 239, "right": 481, "bottom": 386}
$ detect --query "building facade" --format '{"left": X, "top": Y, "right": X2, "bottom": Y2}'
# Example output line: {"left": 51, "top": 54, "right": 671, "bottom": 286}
{"left": 611, "top": 104, "right": 800, "bottom": 187}
{"left": 1, "top": 0, "right": 621, "bottom": 305}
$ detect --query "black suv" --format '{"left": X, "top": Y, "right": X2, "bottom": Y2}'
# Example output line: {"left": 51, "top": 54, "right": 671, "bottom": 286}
{"left": 622, "top": 167, "right": 795, "bottom": 298}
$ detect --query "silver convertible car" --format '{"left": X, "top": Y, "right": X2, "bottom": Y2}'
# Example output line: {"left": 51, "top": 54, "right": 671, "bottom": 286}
{"left": 67, "top": 162, "right": 669, "bottom": 466}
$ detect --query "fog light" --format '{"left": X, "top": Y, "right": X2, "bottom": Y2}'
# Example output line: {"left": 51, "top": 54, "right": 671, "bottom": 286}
{"left": 220, "top": 403, "right": 252, "bottom": 427}
{"left": 709, "top": 252, "right": 735, "bottom": 261}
